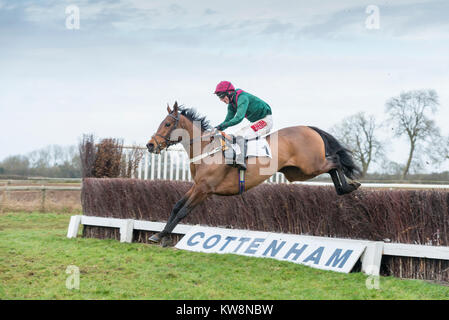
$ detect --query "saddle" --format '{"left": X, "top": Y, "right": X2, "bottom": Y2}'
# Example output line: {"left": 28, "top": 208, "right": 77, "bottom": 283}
{"left": 210, "top": 133, "right": 272, "bottom": 194}
{"left": 222, "top": 135, "right": 247, "bottom": 171}
{"left": 218, "top": 133, "right": 272, "bottom": 170}
{"left": 215, "top": 133, "right": 272, "bottom": 194}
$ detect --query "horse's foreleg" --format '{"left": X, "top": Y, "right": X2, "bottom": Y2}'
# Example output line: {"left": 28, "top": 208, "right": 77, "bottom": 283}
{"left": 148, "top": 192, "right": 190, "bottom": 243}
{"left": 149, "top": 187, "right": 209, "bottom": 243}
{"left": 162, "top": 189, "right": 208, "bottom": 235}
{"left": 165, "top": 195, "right": 189, "bottom": 228}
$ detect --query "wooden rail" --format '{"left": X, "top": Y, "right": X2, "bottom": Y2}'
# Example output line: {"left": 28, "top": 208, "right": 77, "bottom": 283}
{"left": 0, "top": 185, "right": 81, "bottom": 213}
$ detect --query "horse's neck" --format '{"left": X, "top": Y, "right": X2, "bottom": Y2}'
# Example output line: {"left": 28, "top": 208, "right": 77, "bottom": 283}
{"left": 180, "top": 126, "right": 214, "bottom": 160}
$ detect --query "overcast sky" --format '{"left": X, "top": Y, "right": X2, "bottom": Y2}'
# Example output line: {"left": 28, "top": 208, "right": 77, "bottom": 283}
{"left": 1, "top": 0, "right": 448, "bottom": 171}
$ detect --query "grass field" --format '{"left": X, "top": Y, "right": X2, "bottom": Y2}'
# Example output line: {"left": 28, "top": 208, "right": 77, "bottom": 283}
{"left": 1, "top": 212, "right": 449, "bottom": 300}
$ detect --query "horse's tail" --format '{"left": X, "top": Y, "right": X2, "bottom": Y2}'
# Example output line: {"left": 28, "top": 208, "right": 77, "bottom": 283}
{"left": 308, "top": 126, "right": 362, "bottom": 180}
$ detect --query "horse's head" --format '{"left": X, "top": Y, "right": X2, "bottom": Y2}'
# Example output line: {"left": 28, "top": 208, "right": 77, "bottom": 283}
{"left": 146, "top": 101, "right": 181, "bottom": 153}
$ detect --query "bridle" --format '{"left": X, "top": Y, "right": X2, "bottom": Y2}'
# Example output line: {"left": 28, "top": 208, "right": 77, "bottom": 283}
{"left": 151, "top": 112, "right": 224, "bottom": 153}
{"left": 151, "top": 112, "right": 180, "bottom": 153}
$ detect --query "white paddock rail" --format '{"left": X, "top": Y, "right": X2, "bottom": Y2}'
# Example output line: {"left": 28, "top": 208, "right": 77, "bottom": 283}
{"left": 67, "top": 215, "right": 449, "bottom": 276}
{"left": 133, "top": 145, "right": 288, "bottom": 183}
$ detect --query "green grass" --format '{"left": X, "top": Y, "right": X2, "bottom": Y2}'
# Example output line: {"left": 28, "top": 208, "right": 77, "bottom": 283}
{"left": 1, "top": 212, "right": 449, "bottom": 300}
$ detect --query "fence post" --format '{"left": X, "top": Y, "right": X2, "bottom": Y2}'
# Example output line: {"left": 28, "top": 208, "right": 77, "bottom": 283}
{"left": 182, "top": 154, "right": 187, "bottom": 181}
{"left": 120, "top": 219, "right": 134, "bottom": 243}
{"left": 163, "top": 151, "right": 168, "bottom": 180}
{"left": 169, "top": 152, "right": 174, "bottom": 180}
{"left": 361, "top": 241, "right": 383, "bottom": 276}
{"left": 157, "top": 154, "right": 162, "bottom": 179}
{"left": 175, "top": 152, "right": 180, "bottom": 180}
{"left": 40, "top": 185, "right": 46, "bottom": 212}
{"left": 138, "top": 157, "right": 142, "bottom": 179}
{"left": 67, "top": 215, "right": 82, "bottom": 238}
{"left": 144, "top": 153, "right": 149, "bottom": 179}
{"left": 0, "top": 182, "right": 9, "bottom": 213}
{"left": 151, "top": 153, "right": 155, "bottom": 180}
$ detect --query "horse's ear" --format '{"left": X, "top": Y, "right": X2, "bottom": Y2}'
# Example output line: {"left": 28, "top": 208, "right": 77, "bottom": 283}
{"left": 167, "top": 103, "right": 172, "bottom": 114}
{"left": 173, "top": 101, "right": 179, "bottom": 114}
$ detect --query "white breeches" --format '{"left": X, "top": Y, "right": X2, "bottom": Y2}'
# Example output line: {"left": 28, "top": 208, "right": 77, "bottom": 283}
{"left": 234, "top": 115, "right": 273, "bottom": 140}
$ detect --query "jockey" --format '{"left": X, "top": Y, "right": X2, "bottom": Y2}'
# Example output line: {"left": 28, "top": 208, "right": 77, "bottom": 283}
{"left": 214, "top": 81, "right": 273, "bottom": 140}
{"left": 213, "top": 81, "right": 273, "bottom": 170}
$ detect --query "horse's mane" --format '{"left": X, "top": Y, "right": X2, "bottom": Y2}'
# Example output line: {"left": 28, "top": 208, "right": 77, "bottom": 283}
{"left": 178, "top": 106, "right": 212, "bottom": 132}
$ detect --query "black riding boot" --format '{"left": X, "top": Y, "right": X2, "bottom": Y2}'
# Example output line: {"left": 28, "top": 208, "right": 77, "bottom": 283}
{"left": 223, "top": 135, "right": 247, "bottom": 170}
{"left": 234, "top": 135, "right": 247, "bottom": 171}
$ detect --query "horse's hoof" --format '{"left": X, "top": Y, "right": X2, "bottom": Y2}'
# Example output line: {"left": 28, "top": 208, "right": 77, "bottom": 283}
{"left": 161, "top": 237, "right": 173, "bottom": 247}
{"left": 351, "top": 181, "right": 361, "bottom": 190}
{"left": 148, "top": 233, "right": 161, "bottom": 243}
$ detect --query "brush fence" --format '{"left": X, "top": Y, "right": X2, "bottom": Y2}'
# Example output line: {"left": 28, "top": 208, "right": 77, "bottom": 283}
{"left": 67, "top": 215, "right": 449, "bottom": 276}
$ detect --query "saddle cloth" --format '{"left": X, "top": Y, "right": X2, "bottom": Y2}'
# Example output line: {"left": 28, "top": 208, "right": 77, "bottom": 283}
{"left": 230, "top": 136, "right": 272, "bottom": 158}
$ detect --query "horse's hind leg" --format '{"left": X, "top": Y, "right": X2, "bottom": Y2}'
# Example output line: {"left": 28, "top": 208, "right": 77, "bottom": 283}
{"left": 329, "top": 168, "right": 360, "bottom": 195}
{"left": 329, "top": 169, "right": 345, "bottom": 195}
{"left": 280, "top": 164, "right": 359, "bottom": 195}
{"left": 279, "top": 166, "right": 316, "bottom": 182}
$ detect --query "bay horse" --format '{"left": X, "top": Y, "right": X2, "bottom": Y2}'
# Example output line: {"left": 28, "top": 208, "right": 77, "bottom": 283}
{"left": 146, "top": 102, "right": 361, "bottom": 243}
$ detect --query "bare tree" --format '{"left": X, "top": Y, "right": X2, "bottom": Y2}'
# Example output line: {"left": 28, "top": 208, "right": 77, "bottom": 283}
{"left": 330, "top": 112, "right": 384, "bottom": 177}
{"left": 385, "top": 89, "right": 440, "bottom": 179}
{"left": 442, "top": 135, "right": 449, "bottom": 161}
{"left": 28, "top": 148, "right": 51, "bottom": 169}
{"left": 79, "top": 134, "right": 97, "bottom": 178}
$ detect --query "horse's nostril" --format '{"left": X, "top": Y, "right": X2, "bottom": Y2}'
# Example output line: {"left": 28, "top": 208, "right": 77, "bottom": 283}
{"left": 146, "top": 143, "right": 154, "bottom": 151}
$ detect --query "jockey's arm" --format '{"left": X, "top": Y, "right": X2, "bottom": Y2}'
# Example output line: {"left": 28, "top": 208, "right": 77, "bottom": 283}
{"left": 216, "top": 96, "right": 249, "bottom": 131}
{"left": 216, "top": 105, "right": 235, "bottom": 130}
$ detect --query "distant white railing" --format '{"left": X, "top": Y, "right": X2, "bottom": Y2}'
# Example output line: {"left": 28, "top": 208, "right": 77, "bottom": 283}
{"left": 135, "top": 145, "right": 193, "bottom": 181}
{"left": 132, "top": 145, "right": 287, "bottom": 183}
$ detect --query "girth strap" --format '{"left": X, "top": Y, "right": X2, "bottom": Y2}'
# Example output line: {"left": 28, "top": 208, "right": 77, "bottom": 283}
{"left": 238, "top": 169, "right": 245, "bottom": 194}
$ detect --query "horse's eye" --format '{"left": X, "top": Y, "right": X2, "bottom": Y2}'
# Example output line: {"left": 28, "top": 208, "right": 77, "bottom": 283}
{"left": 165, "top": 122, "right": 171, "bottom": 127}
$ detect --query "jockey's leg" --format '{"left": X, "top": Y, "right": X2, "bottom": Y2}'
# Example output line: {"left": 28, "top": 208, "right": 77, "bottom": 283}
{"left": 234, "top": 135, "right": 247, "bottom": 170}
{"left": 225, "top": 116, "right": 273, "bottom": 170}
{"left": 231, "top": 115, "right": 273, "bottom": 170}
{"left": 234, "top": 115, "right": 273, "bottom": 140}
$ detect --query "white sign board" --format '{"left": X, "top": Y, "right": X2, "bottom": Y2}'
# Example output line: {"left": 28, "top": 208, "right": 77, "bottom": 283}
{"left": 176, "top": 226, "right": 366, "bottom": 273}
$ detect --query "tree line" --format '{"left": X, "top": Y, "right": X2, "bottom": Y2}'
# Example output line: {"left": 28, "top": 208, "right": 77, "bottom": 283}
{"left": 1, "top": 89, "right": 448, "bottom": 180}
{"left": 330, "top": 89, "right": 448, "bottom": 179}
{"left": 0, "top": 145, "right": 81, "bottom": 178}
